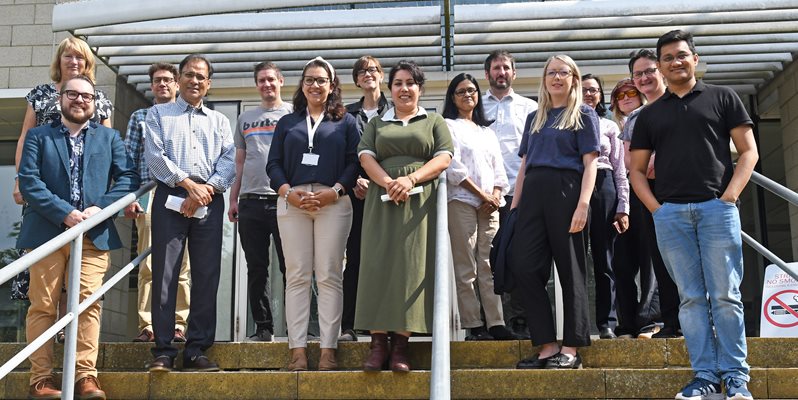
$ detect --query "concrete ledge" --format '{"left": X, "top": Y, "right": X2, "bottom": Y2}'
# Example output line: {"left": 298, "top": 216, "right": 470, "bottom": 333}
{"left": 149, "top": 371, "right": 297, "bottom": 400}
{"left": 298, "top": 370, "right": 428, "bottom": 399}
{"left": 768, "top": 367, "right": 798, "bottom": 398}
{"left": 452, "top": 369, "right": 605, "bottom": 399}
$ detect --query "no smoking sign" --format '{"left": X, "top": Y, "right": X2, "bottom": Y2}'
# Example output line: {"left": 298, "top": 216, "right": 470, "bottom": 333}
{"left": 761, "top": 264, "right": 798, "bottom": 337}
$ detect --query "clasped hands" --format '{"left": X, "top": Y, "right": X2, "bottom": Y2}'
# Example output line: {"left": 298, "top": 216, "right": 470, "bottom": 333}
{"left": 285, "top": 188, "right": 337, "bottom": 212}
{"left": 478, "top": 192, "right": 501, "bottom": 215}
{"left": 180, "top": 181, "right": 215, "bottom": 217}
{"left": 62, "top": 205, "right": 103, "bottom": 227}
{"left": 384, "top": 175, "right": 415, "bottom": 205}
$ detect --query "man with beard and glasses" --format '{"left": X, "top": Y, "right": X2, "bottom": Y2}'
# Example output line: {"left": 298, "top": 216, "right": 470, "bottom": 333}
{"left": 18, "top": 74, "right": 138, "bottom": 400}
{"left": 124, "top": 62, "right": 191, "bottom": 344}
{"left": 481, "top": 50, "right": 537, "bottom": 340}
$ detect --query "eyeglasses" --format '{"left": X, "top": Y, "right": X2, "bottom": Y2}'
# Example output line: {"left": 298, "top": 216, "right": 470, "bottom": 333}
{"left": 302, "top": 76, "right": 331, "bottom": 86}
{"left": 182, "top": 71, "right": 208, "bottom": 82}
{"left": 454, "top": 87, "right": 478, "bottom": 97}
{"left": 545, "top": 70, "right": 572, "bottom": 79}
{"left": 660, "top": 52, "right": 693, "bottom": 64}
{"left": 152, "top": 77, "right": 175, "bottom": 84}
{"left": 61, "top": 89, "right": 96, "bottom": 102}
{"left": 614, "top": 89, "right": 639, "bottom": 101}
{"left": 582, "top": 87, "right": 600, "bottom": 95}
{"left": 62, "top": 55, "right": 85, "bottom": 62}
{"left": 632, "top": 68, "right": 658, "bottom": 80}
{"left": 357, "top": 67, "right": 380, "bottom": 76}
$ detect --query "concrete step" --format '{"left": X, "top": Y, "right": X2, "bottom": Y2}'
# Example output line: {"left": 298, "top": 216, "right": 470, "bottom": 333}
{"left": 3, "top": 368, "right": 797, "bottom": 399}
{"left": 1, "top": 337, "right": 796, "bottom": 371}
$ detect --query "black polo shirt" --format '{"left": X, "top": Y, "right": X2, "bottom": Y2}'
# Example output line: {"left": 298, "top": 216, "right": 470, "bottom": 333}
{"left": 630, "top": 80, "right": 752, "bottom": 203}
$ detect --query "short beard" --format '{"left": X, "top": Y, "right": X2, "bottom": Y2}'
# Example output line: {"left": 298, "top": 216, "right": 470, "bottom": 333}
{"left": 62, "top": 107, "right": 92, "bottom": 125}
{"left": 489, "top": 77, "right": 511, "bottom": 90}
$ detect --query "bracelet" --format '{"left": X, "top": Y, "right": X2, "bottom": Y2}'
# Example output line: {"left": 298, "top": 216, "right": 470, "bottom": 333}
{"left": 407, "top": 174, "right": 418, "bottom": 186}
{"left": 284, "top": 187, "right": 294, "bottom": 208}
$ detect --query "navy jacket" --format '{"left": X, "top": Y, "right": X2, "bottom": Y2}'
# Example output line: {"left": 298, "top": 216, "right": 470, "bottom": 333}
{"left": 490, "top": 208, "right": 518, "bottom": 294}
{"left": 17, "top": 122, "right": 139, "bottom": 251}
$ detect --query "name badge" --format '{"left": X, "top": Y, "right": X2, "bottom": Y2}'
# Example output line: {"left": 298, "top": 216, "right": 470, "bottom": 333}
{"left": 302, "top": 153, "right": 320, "bottom": 166}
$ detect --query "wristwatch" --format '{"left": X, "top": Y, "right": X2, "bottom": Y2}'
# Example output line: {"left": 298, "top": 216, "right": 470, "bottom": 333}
{"left": 332, "top": 185, "right": 343, "bottom": 200}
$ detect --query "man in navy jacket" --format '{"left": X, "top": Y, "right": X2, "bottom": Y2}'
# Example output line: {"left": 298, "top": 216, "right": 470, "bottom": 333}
{"left": 18, "top": 75, "right": 138, "bottom": 400}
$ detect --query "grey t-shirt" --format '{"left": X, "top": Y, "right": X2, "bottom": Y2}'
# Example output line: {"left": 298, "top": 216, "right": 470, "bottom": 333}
{"left": 235, "top": 103, "right": 293, "bottom": 195}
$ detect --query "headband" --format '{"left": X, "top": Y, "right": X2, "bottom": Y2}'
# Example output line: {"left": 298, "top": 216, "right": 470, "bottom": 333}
{"left": 306, "top": 56, "right": 335, "bottom": 81}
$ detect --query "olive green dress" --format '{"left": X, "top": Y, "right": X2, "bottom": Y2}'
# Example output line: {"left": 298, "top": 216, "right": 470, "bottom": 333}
{"left": 354, "top": 109, "right": 453, "bottom": 334}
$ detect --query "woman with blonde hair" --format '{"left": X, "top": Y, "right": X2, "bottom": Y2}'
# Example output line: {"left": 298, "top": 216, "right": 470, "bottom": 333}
{"left": 14, "top": 37, "right": 113, "bottom": 204}
{"left": 512, "top": 55, "right": 600, "bottom": 369}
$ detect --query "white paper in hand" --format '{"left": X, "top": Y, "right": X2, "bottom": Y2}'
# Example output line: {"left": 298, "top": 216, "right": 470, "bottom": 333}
{"left": 381, "top": 186, "right": 424, "bottom": 202}
{"left": 165, "top": 195, "right": 208, "bottom": 218}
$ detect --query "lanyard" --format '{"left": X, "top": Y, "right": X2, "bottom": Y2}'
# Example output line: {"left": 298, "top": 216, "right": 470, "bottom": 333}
{"left": 305, "top": 110, "right": 325, "bottom": 153}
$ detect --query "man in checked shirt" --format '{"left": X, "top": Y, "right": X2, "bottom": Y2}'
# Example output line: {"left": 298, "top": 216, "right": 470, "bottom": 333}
{"left": 143, "top": 54, "right": 236, "bottom": 372}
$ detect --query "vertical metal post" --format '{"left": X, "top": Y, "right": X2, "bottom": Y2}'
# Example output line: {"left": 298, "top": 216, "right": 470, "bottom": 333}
{"left": 431, "top": 172, "right": 450, "bottom": 400}
{"left": 62, "top": 234, "right": 83, "bottom": 400}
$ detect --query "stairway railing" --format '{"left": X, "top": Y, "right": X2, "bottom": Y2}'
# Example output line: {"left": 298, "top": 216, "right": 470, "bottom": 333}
{"left": 0, "top": 181, "right": 156, "bottom": 399}
{"left": 743, "top": 171, "right": 798, "bottom": 282}
{"left": 431, "top": 171, "right": 451, "bottom": 400}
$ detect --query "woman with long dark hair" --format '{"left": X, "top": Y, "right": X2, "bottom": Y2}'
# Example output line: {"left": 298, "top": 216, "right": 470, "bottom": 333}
{"left": 355, "top": 60, "right": 452, "bottom": 372}
{"left": 266, "top": 57, "right": 360, "bottom": 371}
{"left": 441, "top": 73, "right": 516, "bottom": 341}
{"left": 512, "top": 55, "right": 600, "bottom": 369}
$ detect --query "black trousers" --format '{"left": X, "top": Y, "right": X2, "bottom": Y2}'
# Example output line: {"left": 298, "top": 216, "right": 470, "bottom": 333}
{"left": 237, "top": 197, "right": 285, "bottom": 333}
{"left": 588, "top": 169, "right": 618, "bottom": 331}
{"left": 613, "top": 182, "right": 661, "bottom": 334}
{"left": 511, "top": 168, "right": 591, "bottom": 347}
{"left": 341, "top": 194, "right": 364, "bottom": 331}
{"left": 151, "top": 183, "right": 224, "bottom": 361}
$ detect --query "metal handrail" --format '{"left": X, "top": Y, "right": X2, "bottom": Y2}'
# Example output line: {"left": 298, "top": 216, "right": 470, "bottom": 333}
{"left": 0, "top": 181, "right": 156, "bottom": 398}
{"left": 743, "top": 170, "right": 798, "bottom": 281}
{"left": 430, "top": 172, "right": 450, "bottom": 400}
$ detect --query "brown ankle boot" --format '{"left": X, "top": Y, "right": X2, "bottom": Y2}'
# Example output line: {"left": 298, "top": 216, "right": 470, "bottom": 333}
{"left": 363, "top": 333, "right": 389, "bottom": 371}
{"left": 319, "top": 348, "right": 338, "bottom": 371}
{"left": 287, "top": 347, "right": 308, "bottom": 371}
{"left": 390, "top": 333, "right": 411, "bottom": 372}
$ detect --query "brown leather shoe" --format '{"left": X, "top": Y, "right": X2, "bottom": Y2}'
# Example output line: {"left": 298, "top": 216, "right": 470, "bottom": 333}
{"left": 29, "top": 377, "right": 61, "bottom": 399}
{"left": 75, "top": 376, "right": 106, "bottom": 400}
{"left": 363, "top": 333, "right": 389, "bottom": 371}
{"left": 318, "top": 348, "right": 337, "bottom": 371}
{"left": 173, "top": 328, "right": 187, "bottom": 343}
{"left": 287, "top": 347, "right": 307, "bottom": 371}
{"left": 132, "top": 328, "right": 154, "bottom": 342}
{"left": 390, "top": 333, "right": 411, "bottom": 372}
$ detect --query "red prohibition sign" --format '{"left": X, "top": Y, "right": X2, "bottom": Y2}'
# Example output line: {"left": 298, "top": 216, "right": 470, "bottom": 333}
{"left": 763, "top": 289, "right": 798, "bottom": 328}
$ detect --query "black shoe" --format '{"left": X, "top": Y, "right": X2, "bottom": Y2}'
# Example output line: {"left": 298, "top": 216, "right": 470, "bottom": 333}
{"left": 509, "top": 319, "right": 531, "bottom": 340}
{"left": 652, "top": 326, "right": 683, "bottom": 339}
{"left": 544, "top": 352, "right": 582, "bottom": 369}
{"left": 248, "top": 328, "right": 273, "bottom": 342}
{"left": 517, "top": 352, "right": 559, "bottom": 369}
{"left": 599, "top": 327, "right": 617, "bottom": 339}
{"left": 147, "top": 355, "right": 174, "bottom": 372}
{"left": 465, "top": 326, "right": 493, "bottom": 341}
{"left": 488, "top": 325, "right": 522, "bottom": 340}
{"left": 183, "top": 355, "right": 220, "bottom": 372}
{"left": 338, "top": 329, "right": 357, "bottom": 342}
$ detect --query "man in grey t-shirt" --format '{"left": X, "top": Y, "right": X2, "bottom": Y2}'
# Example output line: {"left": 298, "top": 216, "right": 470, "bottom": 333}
{"left": 228, "top": 62, "right": 293, "bottom": 341}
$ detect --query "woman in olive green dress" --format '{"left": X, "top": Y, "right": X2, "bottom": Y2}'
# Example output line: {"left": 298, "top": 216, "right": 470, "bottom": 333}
{"left": 355, "top": 60, "right": 453, "bottom": 372}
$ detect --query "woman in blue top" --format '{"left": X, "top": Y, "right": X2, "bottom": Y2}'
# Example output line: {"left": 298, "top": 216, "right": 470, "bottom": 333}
{"left": 266, "top": 57, "right": 360, "bottom": 372}
{"left": 511, "top": 55, "right": 600, "bottom": 370}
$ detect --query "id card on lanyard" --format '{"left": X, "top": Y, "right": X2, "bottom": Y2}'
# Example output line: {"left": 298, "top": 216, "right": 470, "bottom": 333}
{"left": 302, "top": 110, "right": 324, "bottom": 166}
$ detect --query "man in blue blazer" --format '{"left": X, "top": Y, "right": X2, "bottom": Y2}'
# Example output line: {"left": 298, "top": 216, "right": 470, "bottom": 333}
{"left": 18, "top": 75, "right": 138, "bottom": 400}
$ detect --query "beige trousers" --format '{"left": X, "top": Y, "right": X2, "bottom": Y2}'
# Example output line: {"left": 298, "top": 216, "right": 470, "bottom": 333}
{"left": 277, "top": 184, "right": 352, "bottom": 349}
{"left": 26, "top": 238, "right": 108, "bottom": 385}
{"left": 136, "top": 190, "right": 190, "bottom": 332}
{"left": 447, "top": 200, "right": 504, "bottom": 329}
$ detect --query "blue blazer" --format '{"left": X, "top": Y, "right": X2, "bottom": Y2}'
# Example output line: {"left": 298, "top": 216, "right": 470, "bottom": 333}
{"left": 17, "top": 122, "right": 139, "bottom": 251}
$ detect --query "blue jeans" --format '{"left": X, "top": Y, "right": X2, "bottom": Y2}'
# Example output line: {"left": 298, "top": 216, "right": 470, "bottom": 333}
{"left": 652, "top": 198, "right": 749, "bottom": 384}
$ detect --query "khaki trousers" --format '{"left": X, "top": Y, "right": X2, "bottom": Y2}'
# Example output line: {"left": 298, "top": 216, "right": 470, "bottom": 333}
{"left": 26, "top": 237, "right": 108, "bottom": 385}
{"left": 277, "top": 184, "right": 352, "bottom": 349}
{"left": 136, "top": 190, "right": 190, "bottom": 332}
{"left": 448, "top": 200, "right": 504, "bottom": 329}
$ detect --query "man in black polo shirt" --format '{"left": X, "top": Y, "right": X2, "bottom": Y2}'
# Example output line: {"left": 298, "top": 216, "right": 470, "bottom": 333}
{"left": 630, "top": 30, "right": 758, "bottom": 400}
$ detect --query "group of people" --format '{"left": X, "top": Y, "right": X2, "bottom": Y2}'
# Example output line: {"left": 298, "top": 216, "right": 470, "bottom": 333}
{"left": 15, "top": 29, "right": 756, "bottom": 400}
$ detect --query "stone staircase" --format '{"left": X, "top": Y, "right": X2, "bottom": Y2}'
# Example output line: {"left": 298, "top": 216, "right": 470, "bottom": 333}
{"left": 0, "top": 338, "right": 796, "bottom": 399}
